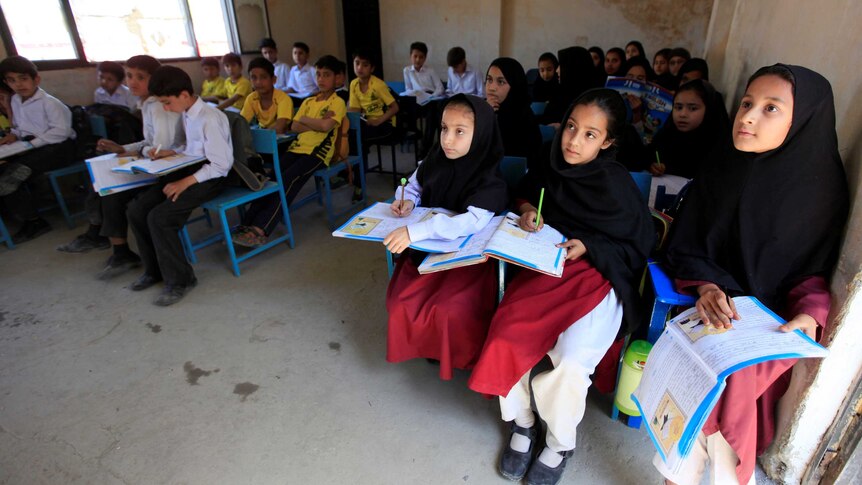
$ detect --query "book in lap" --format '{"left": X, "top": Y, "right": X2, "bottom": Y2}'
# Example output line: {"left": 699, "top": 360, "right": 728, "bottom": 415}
{"left": 632, "top": 296, "right": 828, "bottom": 473}
{"left": 332, "top": 201, "right": 469, "bottom": 253}
{"left": 86, "top": 153, "right": 158, "bottom": 196}
{"left": 110, "top": 153, "right": 206, "bottom": 175}
{"left": 0, "top": 141, "right": 33, "bottom": 159}
{"left": 418, "top": 212, "right": 567, "bottom": 277}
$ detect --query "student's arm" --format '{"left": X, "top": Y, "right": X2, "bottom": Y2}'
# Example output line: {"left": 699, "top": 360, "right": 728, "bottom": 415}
{"left": 347, "top": 85, "right": 361, "bottom": 112}
{"left": 391, "top": 168, "right": 421, "bottom": 215}
{"left": 778, "top": 276, "right": 831, "bottom": 339}
{"left": 403, "top": 67, "right": 414, "bottom": 93}
{"left": 239, "top": 100, "right": 255, "bottom": 124}
{"left": 408, "top": 206, "right": 494, "bottom": 242}
{"left": 475, "top": 71, "right": 485, "bottom": 97}
{"left": 31, "top": 100, "right": 73, "bottom": 148}
{"left": 367, "top": 85, "right": 399, "bottom": 126}
{"left": 296, "top": 115, "right": 337, "bottom": 133}
{"left": 430, "top": 68, "right": 444, "bottom": 96}
{"left": 216, "top": 95, "right": 241, "bottom": 110}
{"left": 187, "top": 116, "right": 232, "bottom": 185}
{"left": 271, "top": 93, "right": 294, "bottom": 135}
{"left": 286, "top": 67, "right": 298, "bottom": 93}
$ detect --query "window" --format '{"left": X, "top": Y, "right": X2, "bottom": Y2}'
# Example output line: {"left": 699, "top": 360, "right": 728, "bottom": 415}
{"left": 0, "top": 0, "right": 258, "bottom": 67}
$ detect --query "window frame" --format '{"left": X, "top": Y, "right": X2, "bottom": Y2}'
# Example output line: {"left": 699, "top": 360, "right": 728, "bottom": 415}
{"left": 0, "top": 0, "right": 265, "bottom": 70}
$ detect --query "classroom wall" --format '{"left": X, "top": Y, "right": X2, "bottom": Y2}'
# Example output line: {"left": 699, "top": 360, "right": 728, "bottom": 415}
{"left": 702, "top": 1, "right": 862, "bottom": 483}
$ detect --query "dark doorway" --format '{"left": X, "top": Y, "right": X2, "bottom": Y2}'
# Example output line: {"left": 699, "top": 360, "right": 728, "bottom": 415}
{"left": 341, "top": 0, "right": 384, "bottom": 82}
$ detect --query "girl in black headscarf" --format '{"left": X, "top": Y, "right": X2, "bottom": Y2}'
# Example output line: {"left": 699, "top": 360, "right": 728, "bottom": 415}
{"left": 469, "top": 89, "right": 653, "bottom": 484}
{"left": 541, "top": 46, "right": 602, "bottom": 126}
{"left": 648, "top": 79, "right": 731, "bottom": 178}
{"left": 588, "top": 46, "right": 605, "bottom": 69}
{"left": 485, "top": 57, "right": 543, "bottom": 168}
{"left": 532, "top": 52, "right": 560, "bottom": 103}
{"left": 625, "top": 40, "right": 647, "bottom": 60}
{"left": 604, "top": 47, "right": 626, "bottom": 76}
{"left": 678, "top": 57, "right": 710, "bottom": 85}
{"left": 385, "top": 94, "right": 508, "bottom": 381}
{"left": 653, "top": 48, "right": 676, "bottom": 91}
{"left": 656, "top": 65, "right": 849, "bottom": 485}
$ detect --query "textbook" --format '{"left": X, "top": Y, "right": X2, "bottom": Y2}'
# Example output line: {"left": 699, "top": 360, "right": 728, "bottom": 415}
{"left": 417, "top": 212, "right": 567, "bottom": 277}
{"left": 0, "top": 140, "right": 33, "bottom": 159}
{"left": 85, "top": 153, "right": 158, "bottom": 196}
{"left": 110, "top": 153, "right": 206, "bottom": 176}
{"left": 632, "top": 297, "right": 828, "bottom": 473}
{"left": 605, "top": 76, "right": 674, "bottom": 144}
{"left": 332, "top": 201, "right": 471, "bottom": 253}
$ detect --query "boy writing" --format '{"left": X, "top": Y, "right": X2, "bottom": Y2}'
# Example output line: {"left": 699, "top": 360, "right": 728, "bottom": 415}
{"left": 94, "top": 61, "right": 138, "bottom": 110}
{"left": 217, "top": 53, "right": 252, "bottom": 111}
{"left": 231, "top": 55, "right": 346, "bottom": 248}
{"left": 126, "top": 66, "right": 232, "bottom": 306}
{"left": 286, "top": 42, "right": 318, "bottom": 100}
{"left": 0, "top": 55, "right": 76, "bottom": 243}
{"left": 259, "top": 38, "right": 289, "bottom": 92}
{"left": 240, "top": 57, "right": 293, "bottom": 134}
{"left": 200, "top": 57, "right": 227, "bottom": 104}
{"left": 445, "top": 47, "right": 483, "bottom": 96}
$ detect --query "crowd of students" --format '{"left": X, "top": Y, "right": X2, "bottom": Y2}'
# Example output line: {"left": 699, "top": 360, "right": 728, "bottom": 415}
{"left": 0, "top": 35, "right": 850, "bottom": 485}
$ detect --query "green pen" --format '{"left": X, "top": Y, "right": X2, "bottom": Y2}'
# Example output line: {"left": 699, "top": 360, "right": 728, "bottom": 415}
{"left": 534, "top": 188, "right": 545, "bottom": 230}
{"left": 655, "top": 151, "right": 663, "bottom": 168}
{"left": 399, "top": 177, "right": 408, "bottom": 216}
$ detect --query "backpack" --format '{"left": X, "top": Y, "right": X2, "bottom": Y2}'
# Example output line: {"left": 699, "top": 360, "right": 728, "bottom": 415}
{"left": 68, "top": 105, "right": 98, "bottom": 159}
{"left": 222, "top": 110, "right": 266, "bottom": 191}
{"left": 86, "top": 103, "right": 144, "bottom": 145}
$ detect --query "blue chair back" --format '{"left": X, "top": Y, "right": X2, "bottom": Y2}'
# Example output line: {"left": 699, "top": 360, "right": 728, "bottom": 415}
{"left": 347, "top": 111, "right": 363, "bottom": 161}
{"left": 500, "top": 156, "right": 527, "bottom": 190}
{"left": 630, "top": 171, "right": 651, "bottom": 203}
{"left": 89, "top": 114, "right": 108, "bottom": 138}
{"left": 539, "top": 124, "right": 556, "bottom": 144}
{"left": 531, "top": 102, "right": 547, "bottom": 116}
{"left": 386, "top": 80, "right": 406, "bottom": 94}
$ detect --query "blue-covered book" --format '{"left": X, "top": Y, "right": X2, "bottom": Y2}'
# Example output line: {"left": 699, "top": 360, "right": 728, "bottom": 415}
{"left": 632, "top": 296, "right": 828, "bottom": 472}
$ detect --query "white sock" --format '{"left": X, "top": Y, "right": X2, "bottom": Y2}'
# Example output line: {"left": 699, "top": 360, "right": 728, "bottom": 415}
{"left": 510, "top": 433, "right": 532, "bottom": 453}
{"left": 538, "top": 447, "right": 564, "bottom": 468}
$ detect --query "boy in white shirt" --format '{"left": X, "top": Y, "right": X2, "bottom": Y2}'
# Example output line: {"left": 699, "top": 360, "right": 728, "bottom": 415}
{"left": 126, "top": 66, "right": 233, "bottom": 306}
{"left": 94, "top": 61, "right": 138, "bottom": 110}
{"left": 402, "top": 41, "right": 443, "bottom": 96}
{"left": 286, "top": 41, "right": 318, "bottom": 100}
{"left": 446, "top": 46, "right": 483, "bottom": 96}
{"left": 0, "top": 55, "right": 76, "bottom": 243}
{"left": 259, "top": 37, "right": 290, "bottom": 92}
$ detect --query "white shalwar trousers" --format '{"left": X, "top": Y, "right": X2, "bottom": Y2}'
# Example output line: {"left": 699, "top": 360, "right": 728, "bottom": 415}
{"left": 499, "top": 289, "right": 622, "bottom": 452}
{"left": 652, "top": 431, "right": 755, "bottom": 485}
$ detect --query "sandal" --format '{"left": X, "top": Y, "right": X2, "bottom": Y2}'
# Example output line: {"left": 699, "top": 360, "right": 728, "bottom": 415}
{"left": 231, "top": 227, "right": 267, "bottom": 248}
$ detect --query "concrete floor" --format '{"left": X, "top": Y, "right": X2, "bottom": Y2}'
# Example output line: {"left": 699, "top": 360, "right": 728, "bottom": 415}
{"left": 0, "top": 153, "right": 774, "bottom": 484}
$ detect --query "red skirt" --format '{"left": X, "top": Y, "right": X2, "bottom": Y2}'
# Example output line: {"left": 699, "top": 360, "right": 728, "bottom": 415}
{"left": 385, "top": 255, "right": 499, "bottom": 380}
{"left": 468, "top": 258, "right": 612, "bottom": 396}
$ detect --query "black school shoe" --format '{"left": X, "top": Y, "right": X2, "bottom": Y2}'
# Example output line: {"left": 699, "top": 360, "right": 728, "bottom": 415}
{"left": 97, "top": 252, "right": 142, "bottom": 280}
{"left": 153, "top": 278, "right": 197, "bottom": 306}
{"left": 57, "top": 233, "right": 110, "bottom": 253}
{"left": 130, "top": 273, "right": 162, "bottom": 291}
{"left": 11, "top": 218, "right": 51, "bottom": 244}
{"left": 524, "top": 449, "right": 574, "bottom": 485}
{"left": 500, "top": 422, "right": 539, "bottom": 481}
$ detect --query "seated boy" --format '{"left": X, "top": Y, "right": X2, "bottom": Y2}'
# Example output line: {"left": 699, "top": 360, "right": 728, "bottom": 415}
{"left": 445, "top": 46, "right": 483, "bottom": 96}
{"left": 126, "top": 66, "right": 232, "bottom": 306}
{"left": 217, "top": 53, "right": 252, "bottom": 111}
{"left": 286, "top": 42, "right": 318, "bottom": 100}
{"left": 200, "top": 57, "right": 227, "bottom": 104}
{"left": 402, "top": 41, "right": 443, "bottom": 96}
{"left": 94, "top": 61, "right": 138, "bottom": 110}
{"left": 240, "top": 57, "right": 293, "bottom": 134}
{"left": 259, "top": 38, "right": 290, "bottom": 92}
{"left": 231, "top": 55, "right": 346, "bottom": 248}
{"left": 0, "top": 55, "right": 76, "bottom": 243}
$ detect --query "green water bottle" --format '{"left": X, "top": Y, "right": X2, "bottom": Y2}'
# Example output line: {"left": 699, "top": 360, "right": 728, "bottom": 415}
{"left": 614, "top": 339, "right": 653, "bottom": 416}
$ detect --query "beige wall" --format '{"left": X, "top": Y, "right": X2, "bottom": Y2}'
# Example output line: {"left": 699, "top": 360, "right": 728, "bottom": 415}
{"left": 702, "top": 1, "right": 862, "bottom": 483}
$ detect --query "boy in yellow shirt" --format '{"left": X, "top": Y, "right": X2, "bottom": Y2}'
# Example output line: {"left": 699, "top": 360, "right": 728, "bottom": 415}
{"left": 239, "top": 57, "right": 293, "bottom": 134}
{"left": 200, "top": 57, "right": 227, "bottom": 103}
{"left": 232, "top": 55, "right": 346, "bottom": 247}
{"left": 217, "top": 53, "right": 252, "bottom": 111}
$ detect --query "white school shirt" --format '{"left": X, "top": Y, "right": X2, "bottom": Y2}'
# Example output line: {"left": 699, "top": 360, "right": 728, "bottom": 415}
{"left": 446, "top": 64, "right": 484, "bottom": 96}
{"left": 176, "top": 97, "right": 233, "bottom": 183}
{"left": 287, "top": 64, "right": 318, "bottom": 98}
{"left": 10, "top": 88, "right": 75, "bottom": 148}
{"left": 93, "top": 85, "right": 139, "bottom": 111}
{"left": 123, "top": 96, "right": 185, "bottom": 157}
{"left": 402, "top": 65, "right": 444, "bottom": 96}
{"left": 273, "top": 61, "right": 290, "bottom": 92}
{"left": 395, "top": 165, "right": 494, "bottom": 242}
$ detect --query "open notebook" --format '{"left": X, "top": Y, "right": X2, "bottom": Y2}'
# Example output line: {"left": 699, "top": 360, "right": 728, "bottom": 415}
{"left": 85, "top": 153, "right": 158, "bottom": 195}
{"left": 0, "top": 141, "right": 33, "bottom": 159}
{"left": 418, "top": 212, "right": 567, "bottom": 277}
{"left": 110, "top": 153, "right": 206, "bottom": 175}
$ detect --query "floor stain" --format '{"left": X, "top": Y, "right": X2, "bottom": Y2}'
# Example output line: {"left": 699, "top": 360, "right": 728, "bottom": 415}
{"left": 145, "top": 323, "right": 162, "bottom": 333}
{"left": 183, "top": 362, "right": 219, "bottom": 385}
{"left": 328, "top": 341, "right": 341, "bottom": 351}
{"left": 233, "top": 382, "right": 259, "bottom": 402}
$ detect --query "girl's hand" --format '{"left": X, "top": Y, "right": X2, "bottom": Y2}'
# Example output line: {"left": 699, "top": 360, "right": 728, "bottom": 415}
{"left": 648, "top": 162, "right": 665, "bottom": 176}
{"left": 96, "top": 139, "right": 124, "bottom": 154}
{"left": 391, "top": 199, "right": 415, "bottom": 217}
{"left": 557, "top": 238, "right": 586, "bottom": 261}
{"left": 518, "top": 210, "right": 543, "bottom": 232}
{"left": 696, "top": 284, "right": 740, "bottom": 328}
{"left": 383, "top": 227, "right": 412, "bottom": 254}
{"left": 627, "top": 93, "right": 643, "bottom": 111}
{"left": 150, "top": 148, "right": 177, "bottom": 160}
{"left": 485, "top": 96, "right": 500, "bottom": 111}
{"left": 780, "top": 313, "right": 818, "bottom": 339}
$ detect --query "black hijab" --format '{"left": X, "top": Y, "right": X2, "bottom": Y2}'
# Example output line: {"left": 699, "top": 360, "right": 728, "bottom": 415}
{"left": 487, "top": 57, "right": 542, "bottom": 163}
{"left": 622, "top": 55, "right": 656, "bottom": 82}
{"left": 648, "top": 79, "right": 731, "bottom": 178}
{"left": 626, "top": 41, "right": 647, "bottom": 61}
{"left": 605, "top": 47, "right": 626, "bottom": 77}
{"left": 519, "top": 89, "right": 655, "bottom": 334}
{"left": 665, "top": 65, "right": 849, "bottom": 311}
{"left": 542, "top": 47, "right": 602, "bottom": 124}
{"left": 417, "top": 94, "right": 508, "bottom": 214}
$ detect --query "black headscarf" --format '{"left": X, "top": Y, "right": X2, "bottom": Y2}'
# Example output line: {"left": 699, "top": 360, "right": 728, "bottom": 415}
{"left": 665, "top": 65, "right": 849, "bottom": 311}
{"left": 648, "top": 79, "right": 731, "bottom": 178}
{"left": 487, "top": 58, "right": 542, "bottom": 164}
{"left": 519, "top": 89, "right": 655, "bottom": 334}
{"left": 605, "top": 47, "right": 626, "bottom": 76}
{"left": 532, "top": 54, "right": 560, "bottom": 103}
{"left": 417, "top": 94, "right": 508, "bottom": 214}
{"left": 542, "top": 46, "right": 602, "bottom": 124}
{"left": 626, "top": 40, "right": 647, "bottom": 61}
{"left": 622, "top": 55, "right": 656, "bottom": 82}
{"left": 588, "top": 46, "right": 605, "bottom": 68}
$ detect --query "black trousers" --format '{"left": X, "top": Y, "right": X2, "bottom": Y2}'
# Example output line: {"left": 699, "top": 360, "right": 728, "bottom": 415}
{"left": 99, "top": 186, "right": 146, "bottom": 239}
{"left": 2, "top": 139, "right": 75, "bottom": 220}
{"left": 126, "top": 167, "right": 226, "bottom": 286}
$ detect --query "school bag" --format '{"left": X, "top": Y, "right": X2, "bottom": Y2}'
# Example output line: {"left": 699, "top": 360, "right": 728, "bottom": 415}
{"left": 85, "top": 103, "right": 143, "bottom": 145}
{"left": 68, "top": 105, "right": 99, "bottom": 160}
{"left": 222, "top": 110, "right": 266, "bottom": 191}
